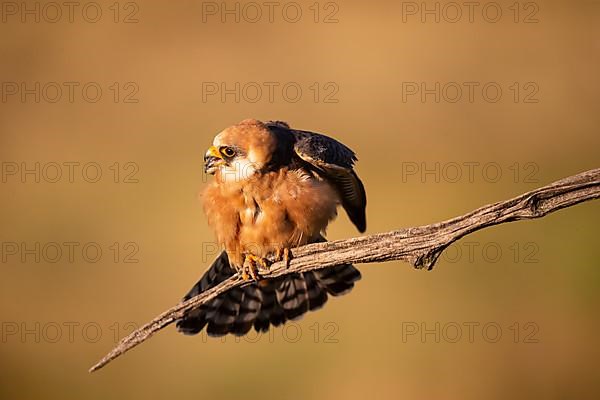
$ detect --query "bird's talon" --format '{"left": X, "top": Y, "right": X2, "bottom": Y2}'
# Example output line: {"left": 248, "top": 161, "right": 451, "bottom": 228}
{"left": 241, "top": 270, "right": 250, "bottom": 281}
{"left": 243, "top": 254, "right": 270, "bottom": 280}
{"left": 283, "top": 247, "right": 291, "bottom": 267}
{"left": 241, "top": 264, "right": 258, "bottom": 281}
{"left": 257, "top": 257, "right": 269, "bottom": 271}
{"left": 275, "top": 247, "right": 292, "bottom": 267}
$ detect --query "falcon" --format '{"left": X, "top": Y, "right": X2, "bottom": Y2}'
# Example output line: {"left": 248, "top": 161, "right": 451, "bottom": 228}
{"left": 176, "top": 119, "right": 367, "bottom": 336}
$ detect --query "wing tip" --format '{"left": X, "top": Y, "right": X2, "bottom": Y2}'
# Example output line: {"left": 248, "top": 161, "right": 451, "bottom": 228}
{"left": 356, "top": 221, "right": 367, "bottom": 233}
{"left": 350, "top": 211, "right": 367, "bottom": 233}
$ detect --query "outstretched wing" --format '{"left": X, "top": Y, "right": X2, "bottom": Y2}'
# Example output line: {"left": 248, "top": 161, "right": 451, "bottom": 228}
{"left": 266, "top": 122, "right": 367, "bottom": 232}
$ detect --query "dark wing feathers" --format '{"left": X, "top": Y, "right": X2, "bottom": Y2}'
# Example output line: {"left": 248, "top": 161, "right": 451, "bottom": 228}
{"left": 291, "top": 129, "right": 357, "bottom": 169}
{"left": 176, "top": 249, "right": 361, "bottom": 337}
{"left": 286, "top": 126, "right": 367, "bottom": 233}
{"left": 176, "top": 251, "right": 232, "bottom": 335}
{"left": 277, "top": 273, "right": 309, "bottom": 320}
{"left": 265, "top": 121, "right": 366, "bottom": 232}
{"left": 320, "top": 167, "right": 367, "bottom": 232}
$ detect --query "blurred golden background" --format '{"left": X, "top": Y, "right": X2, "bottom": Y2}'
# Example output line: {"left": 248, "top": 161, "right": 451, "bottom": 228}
{"left": 0, "top": 0, "right": 599, "bottom": 399}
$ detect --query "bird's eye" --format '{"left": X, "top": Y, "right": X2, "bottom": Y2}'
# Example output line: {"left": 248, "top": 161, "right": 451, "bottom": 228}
{"left": 220, "top": 147, "right": 235, "bottom": 158}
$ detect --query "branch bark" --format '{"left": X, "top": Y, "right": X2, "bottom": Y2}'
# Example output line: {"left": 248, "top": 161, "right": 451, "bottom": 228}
{"left": 90, "top": 168, "right": 600, "bottom": 373}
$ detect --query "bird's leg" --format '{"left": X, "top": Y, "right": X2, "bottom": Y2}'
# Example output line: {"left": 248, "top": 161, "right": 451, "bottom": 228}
{"left": 274, "top": 247, "right": 292, "bottom": 267}
{"left": 241, "top": 253, "right": 270, "bottom": 281}
{"left": 240, "top": 247, "right": 290, "bottom": 281}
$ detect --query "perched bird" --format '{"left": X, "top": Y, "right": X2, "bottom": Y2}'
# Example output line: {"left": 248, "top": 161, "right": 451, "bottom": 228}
{"left": 176, "top": 119, "right": 367, "bottom": 336}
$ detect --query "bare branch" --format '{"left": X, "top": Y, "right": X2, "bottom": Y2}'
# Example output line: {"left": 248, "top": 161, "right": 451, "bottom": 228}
{"left": 89, "top": 168, "right": 600, "bottom": 373}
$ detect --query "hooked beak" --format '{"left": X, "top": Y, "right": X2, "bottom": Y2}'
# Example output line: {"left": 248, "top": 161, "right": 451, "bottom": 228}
{"left": 204, "top": 146, "right": 224, "bottom": 174}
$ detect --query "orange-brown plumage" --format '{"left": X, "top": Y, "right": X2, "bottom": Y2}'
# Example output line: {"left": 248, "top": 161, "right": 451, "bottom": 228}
{"left": 204, "top": 167, "right": 339, "bottom": 267}
{"left": 177, "top": 119, "right": 366, "bottom": 336}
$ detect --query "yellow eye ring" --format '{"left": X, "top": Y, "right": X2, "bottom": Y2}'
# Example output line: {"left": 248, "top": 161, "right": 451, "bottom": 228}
{"left": 220, "top": 147, "right": 235, "bottom": 158}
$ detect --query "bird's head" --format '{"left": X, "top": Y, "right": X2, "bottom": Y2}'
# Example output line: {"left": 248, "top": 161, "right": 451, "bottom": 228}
{"left": 204, "top": 119, "right": 278, "bottom": 182}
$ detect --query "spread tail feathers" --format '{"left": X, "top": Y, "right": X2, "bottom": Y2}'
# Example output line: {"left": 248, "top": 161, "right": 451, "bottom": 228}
{"left": 176, "top": 250, "right": 361, "bottom": 336}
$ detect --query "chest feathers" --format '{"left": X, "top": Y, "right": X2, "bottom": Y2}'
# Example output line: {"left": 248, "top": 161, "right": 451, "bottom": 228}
{"left": 202, "top": 168, "right": 339, "bottom": 266}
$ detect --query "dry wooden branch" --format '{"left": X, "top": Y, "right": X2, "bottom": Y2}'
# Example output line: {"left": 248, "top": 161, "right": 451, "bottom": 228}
{"left": 90, "top": 168, "right": 600, "bottom": 373}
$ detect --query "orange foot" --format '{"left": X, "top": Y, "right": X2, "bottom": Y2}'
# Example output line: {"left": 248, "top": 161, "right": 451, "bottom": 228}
{"left": 274, "top": 247, "right": 292, "bottom": 267}
{"left": 241, "top": 254, "right": 270, "bottom": 281}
